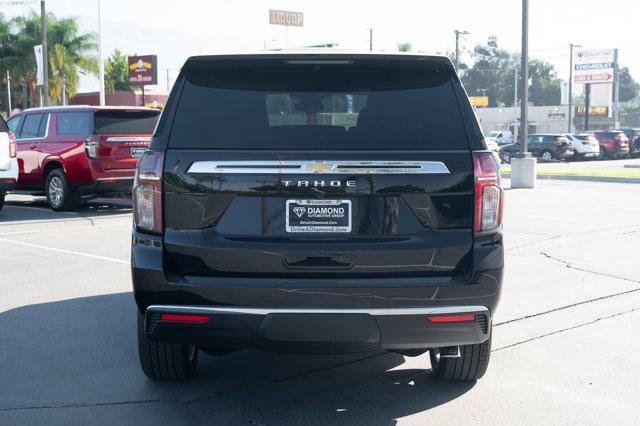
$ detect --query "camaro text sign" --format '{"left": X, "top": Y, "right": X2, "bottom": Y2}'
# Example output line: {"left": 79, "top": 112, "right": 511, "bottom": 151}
{"left": 269, "top": 9, "right": 304, "bottom": 27}
{"left": 574, "top": 49, "right": 615, "bottom": 84}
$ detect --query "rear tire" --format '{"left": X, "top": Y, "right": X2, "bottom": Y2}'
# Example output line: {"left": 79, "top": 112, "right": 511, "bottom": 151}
{"left": 0, "top": 193, "right": 5, "bottom": 211}
{"left": 541, "top": 150, "right": 554, "bottom": 161}
{"left": 137, "top": 312, "right": 198, "bottom": 381}
{"left": 45, "top": 169, "right": 78, "bottom": 211}
{"left": 430, "top": 336, "right": 491, "bottom": 381}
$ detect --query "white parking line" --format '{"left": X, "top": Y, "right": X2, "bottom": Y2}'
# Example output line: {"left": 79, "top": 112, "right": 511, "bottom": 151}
{"left": 0, "top": 238, "right": 129, "bottom": 265}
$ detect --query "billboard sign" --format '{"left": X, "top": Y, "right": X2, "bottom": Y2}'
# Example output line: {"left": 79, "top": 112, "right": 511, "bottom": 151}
{"left": 269, "top": 9, "right": 304, "bottom": 26}
{"left": 469, "top": 96, "right": 489, "bottom": 107}
{"left": 573, "top": 49, "right": 615, "bottom": 84}
{"left": 576, "top": 106, "right": 609, "bottom": 117}
{"left": 128, "top": 55, "right": 158, "bottom": 85}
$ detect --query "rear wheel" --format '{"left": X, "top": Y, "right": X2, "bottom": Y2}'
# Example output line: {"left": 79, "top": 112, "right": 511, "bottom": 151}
{"left": 137, "top": 312, "right": 198, "bottom": 380}
{"left": 541, "top": 150, "right": 554, "bottom": 161}
{"left": 0, "top": 193, "right": 4, "bottom": 211}
{"left": 45, "top": 169, "right": 78, "bottom": 211}
{"left": 430, "top": 336, "right": 491, "bottom": 381}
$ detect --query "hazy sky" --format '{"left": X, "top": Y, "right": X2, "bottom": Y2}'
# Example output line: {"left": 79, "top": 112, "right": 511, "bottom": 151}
{"left": 2, "top": 0, "right": 638, "bottom": 93}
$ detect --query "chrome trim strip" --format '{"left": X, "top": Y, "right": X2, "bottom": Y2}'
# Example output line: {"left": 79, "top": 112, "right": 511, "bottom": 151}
{"left": 187, "top": 160, "right": 450, "bottom": 175}
{"left": 105, "top": 136, "right": 151, "bottom": 142}
{"left": 96, "top": 176, "right": 134, "bottom": 181}
{"left": 147, "top": 305, "right": 488, "bottom": 316}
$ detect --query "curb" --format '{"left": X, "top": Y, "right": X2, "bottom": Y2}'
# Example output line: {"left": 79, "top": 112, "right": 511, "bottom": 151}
{"left": 501, "top": 173, "right": 640, "bottom": 184}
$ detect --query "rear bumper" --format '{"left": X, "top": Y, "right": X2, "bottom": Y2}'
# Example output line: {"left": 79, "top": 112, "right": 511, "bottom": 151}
{"left": 145, "top": 305, "right": 491, "bottom": 353}
{"left": 132, "top": 229, "right": 503, "bottom": 353}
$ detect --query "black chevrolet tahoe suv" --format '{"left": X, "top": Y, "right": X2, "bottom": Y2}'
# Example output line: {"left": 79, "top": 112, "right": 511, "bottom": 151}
{"left": 132, "top": 53, "right": 504, "bottom": 382}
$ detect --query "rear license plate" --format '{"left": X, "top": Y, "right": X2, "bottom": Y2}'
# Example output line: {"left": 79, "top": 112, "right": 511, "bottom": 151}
{"left": 131, "top": 148, "right": 146, "bottom": 158}
{"left": 286, "top": 199, "right": 352, "bottom": 233}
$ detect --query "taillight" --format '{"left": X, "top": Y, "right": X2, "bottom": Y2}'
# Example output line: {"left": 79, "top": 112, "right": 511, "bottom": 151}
{"left": 84, "top": 136, "right": 99, "bottom": 159}
{"left": 132, "top": 150, "right": 164, "bottom": 234}
{"left": 473, "top": 151, "right": 503, "bottom": 233}
{"left": 8, "top": 133, "right": 16, "bottom": 158}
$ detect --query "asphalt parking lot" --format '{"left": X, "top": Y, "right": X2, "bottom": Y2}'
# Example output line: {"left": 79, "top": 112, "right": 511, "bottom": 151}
{"left": 1, "top": 180, "right": 640, "bottom": 424}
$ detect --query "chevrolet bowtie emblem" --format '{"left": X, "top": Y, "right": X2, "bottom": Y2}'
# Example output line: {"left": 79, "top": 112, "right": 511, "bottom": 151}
{"left": 307, "top": 162, "right": 334, "bottom": 173}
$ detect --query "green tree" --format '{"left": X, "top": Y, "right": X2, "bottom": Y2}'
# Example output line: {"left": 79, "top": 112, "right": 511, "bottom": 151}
{"left": 105, "top": 49, "right": 132, "bottom": 91}
{"left": 461, "top": 36, "right": 561, "bottom": 107}
{"left": 397, "top": 42, "right": 412, "bottom": 52}
{"left": 0, "top": 11, "right": 97, "bottom": 108}
{"left": 619, "top": 67, "right": 639, "bottom": 102}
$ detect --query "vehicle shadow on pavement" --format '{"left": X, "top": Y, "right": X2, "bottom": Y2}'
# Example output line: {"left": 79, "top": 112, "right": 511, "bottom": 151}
{"left": 1, "top": 198, "right": 131, "bottom": 223}
{"left": 0, "top": 293, "right": 474, "bottom": 424}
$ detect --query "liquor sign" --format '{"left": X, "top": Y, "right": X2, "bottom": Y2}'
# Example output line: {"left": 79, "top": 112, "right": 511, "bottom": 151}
{"left": 573, "top": 49, "right": 615, "bottom": 84}
{"left": 128, "top": 55, "right": 158, "bottom": 85}
{"left": 269, "top": 9, "right": 304, "bottom": 26}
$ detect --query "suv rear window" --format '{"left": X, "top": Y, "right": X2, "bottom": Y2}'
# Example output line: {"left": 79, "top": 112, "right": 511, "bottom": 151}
{"left": 94, "top": 110, "right": 159, "bottom": 135}
{"left": 168, "top": 65, "right": 469, "bottom": 150}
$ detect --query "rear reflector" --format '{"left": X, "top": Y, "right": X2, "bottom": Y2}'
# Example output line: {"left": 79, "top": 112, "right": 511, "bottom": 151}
{"left": 427, "top": 314, "right": 476, "bottom": 323}
{"left": 159, "top": 313, "right": 210, "bottom": 323}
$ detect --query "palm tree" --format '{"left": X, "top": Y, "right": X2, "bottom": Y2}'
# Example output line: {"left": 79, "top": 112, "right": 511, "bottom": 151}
{"left": 0, "top": 12, "right": 97, "bottom": 107}
{"left": 47, "top": 16, "right": 98, "bottom": 104}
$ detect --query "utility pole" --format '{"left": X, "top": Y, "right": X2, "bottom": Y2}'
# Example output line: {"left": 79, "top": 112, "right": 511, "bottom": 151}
{"left": 98, "top": 0, "right": 105, "bottom": 106}
{"left": 613, "top": 48, "right": 620, "bottom": 129}
{"left": 368, "top": 28, "right": 373, "bottom": 52}
{"left": 567, "top": 43, "right": 581, "bottom": 133}
{"left": 40, "top": 0, "right": 49, "bottom": 106}
{"left": 6, "top": 70, "right": 11, "bottom": 115}
{"left": 453, "top": 30, "right": 469, "bottom": 72}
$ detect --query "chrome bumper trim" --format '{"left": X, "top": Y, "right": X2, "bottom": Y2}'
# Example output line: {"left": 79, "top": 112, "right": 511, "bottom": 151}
{"left": 147, "top": 305, "right": 489, "bottom": 317}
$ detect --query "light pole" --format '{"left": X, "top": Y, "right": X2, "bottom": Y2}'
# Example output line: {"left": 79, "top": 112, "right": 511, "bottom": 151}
{"left": 40, "top": 0, "right": 48, "bottom": 106}
{"left": 511, "top": 0, "right": 536, "bottom": 189}
{"left": 98, "top": 0, "right": 105, "bottom": 106}
{"left": 518, "top": 0, "right": 529, "bottom": 156}
{"left": 454, "top": 30, "right": 469, "bottom": 72}
{"left": 567, "top": 43, "right": 581, "bottom": 133}
{"left": 368, "top": 28, "right": 373, "bottom": 52}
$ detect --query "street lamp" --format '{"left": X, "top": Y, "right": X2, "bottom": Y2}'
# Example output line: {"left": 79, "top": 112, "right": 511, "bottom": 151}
{"left": 454, "top": 30, "right": 469, "bottom": 72}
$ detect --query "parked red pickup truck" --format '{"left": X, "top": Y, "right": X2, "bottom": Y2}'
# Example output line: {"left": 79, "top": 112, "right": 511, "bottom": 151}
{"left": 7, "top": 106, "right": 160, "bottom": 210}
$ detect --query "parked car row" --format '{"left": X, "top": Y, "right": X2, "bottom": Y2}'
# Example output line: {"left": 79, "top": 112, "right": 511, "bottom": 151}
{"left": 495, "top": 129, "right": 638, "bottom": 164}
{"left": 2, "top": 106, "right": 160, "bottom": 211}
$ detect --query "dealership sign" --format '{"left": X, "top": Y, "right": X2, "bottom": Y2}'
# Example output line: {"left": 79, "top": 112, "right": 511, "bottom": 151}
{"left": 576, "top": 106, "right": 609, "bottom": 117}
{"left": 128, "top": 55, "right": 158, "bottom": 85}
{"left": 573, "top": 49, "right": 615, "bottom": 84}
{"left": 269, "top": 9, "right": 304, "bottom": 26}
{"left": 469, "top": 96, "right": 489, "bottom": 108}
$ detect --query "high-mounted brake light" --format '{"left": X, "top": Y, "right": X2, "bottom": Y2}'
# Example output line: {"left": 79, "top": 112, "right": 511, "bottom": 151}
{"left": 8, "top": 132, "right": 16, "bottom": 158}
{"left": 133, "top": 150, "right": 164, "bottom": 234}
{"left": 473, "top": 151, "right": 504, "bottom": 233}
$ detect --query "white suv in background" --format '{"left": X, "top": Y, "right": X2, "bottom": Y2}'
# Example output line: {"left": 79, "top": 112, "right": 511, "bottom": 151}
{"left": 0, "top": 115, "right": 18, "bottom": 211}
{"left": 485, "top": 130, "right": 514, "bottom": 145}
{"left": 564, "top": 133, "right": 600, "bottom": 160}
